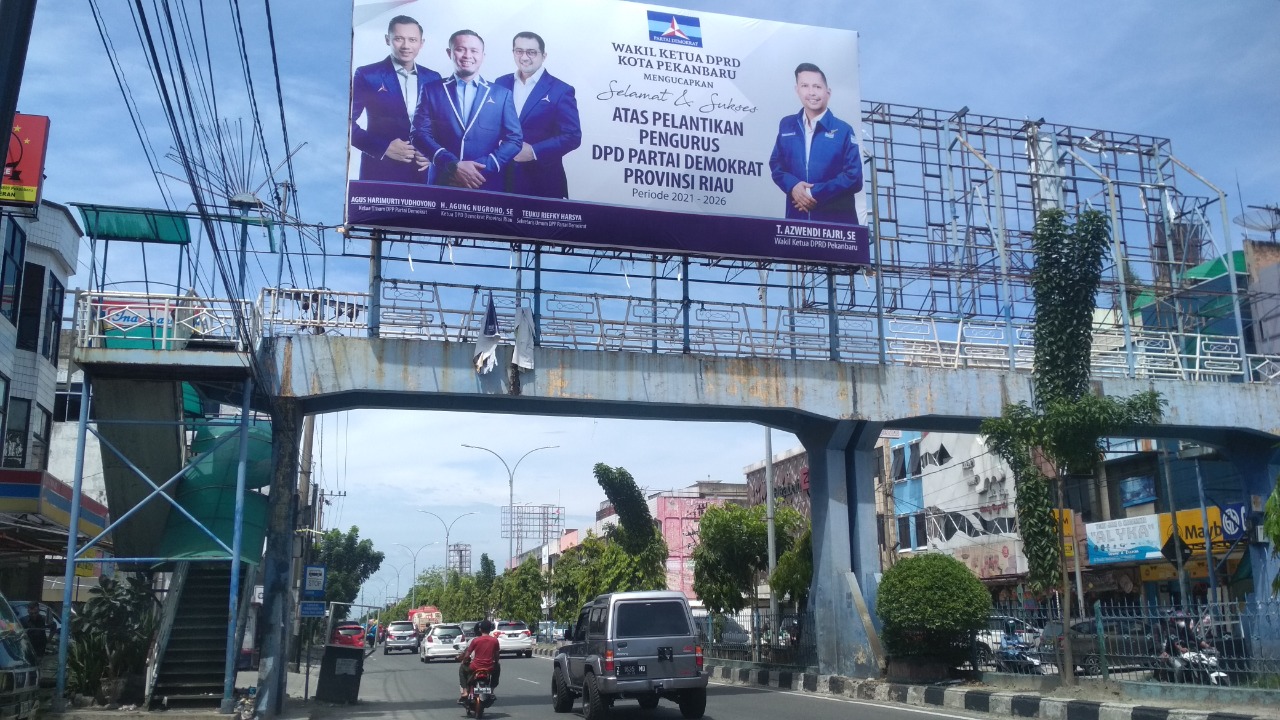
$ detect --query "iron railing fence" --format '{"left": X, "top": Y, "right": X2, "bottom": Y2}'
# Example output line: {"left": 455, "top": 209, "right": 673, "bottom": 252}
{"left": 979, "top": 599, "right": 1280, "bottom": 687}
{"left": 259, "top": 283, "right": 1280, "bottom": 383}
{"left": 67, "top": 287, "right": 1280, "bottom": 385}
{"left": 699, "top": 611, "right": 817, "bottom": 671}
{"left": 73, "top": 291, "right": 259, "bottom": 352}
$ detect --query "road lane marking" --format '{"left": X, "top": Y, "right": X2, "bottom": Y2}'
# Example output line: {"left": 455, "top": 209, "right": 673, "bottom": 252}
{"left": 517, "top": 678, "right": 540, "bottom": 685}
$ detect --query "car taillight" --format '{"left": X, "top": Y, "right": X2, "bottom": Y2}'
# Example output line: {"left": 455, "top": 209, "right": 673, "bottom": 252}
{"left": 695, "top": 645, "right": 703, "bottom": 669}
{"left": 522, "top": 630, "right": 530, "bottom": 637}
{"left": 427, "top": 636, "right": 434, "bottom": 644}
{"left": 604, "top": 649, "right": 615, "bottom": 674}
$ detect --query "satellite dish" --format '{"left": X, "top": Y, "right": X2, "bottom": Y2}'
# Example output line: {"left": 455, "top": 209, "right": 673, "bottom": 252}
{"left": 1233, "top": 205, "right": 1280, "bottom": 242}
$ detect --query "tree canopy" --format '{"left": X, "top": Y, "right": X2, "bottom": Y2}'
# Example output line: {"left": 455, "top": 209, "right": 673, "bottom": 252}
{"left": 312, "top": 525, "right": 384, "bottom": 620}
{"left": 693, "top": 502, "right": 804, "bottom": 614}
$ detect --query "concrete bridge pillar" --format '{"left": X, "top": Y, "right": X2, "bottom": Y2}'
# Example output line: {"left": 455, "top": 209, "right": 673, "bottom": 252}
{"left": 796, "top": 419, "right": 884, "bottom": 677}
{"left": 256, "top": 399, "right": 302, "bottom": 718}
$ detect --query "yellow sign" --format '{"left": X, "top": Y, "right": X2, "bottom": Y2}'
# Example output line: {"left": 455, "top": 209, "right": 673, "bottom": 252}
{"left": 1053, "top": 509, "right": 1075, "bottom": 558}
{"left": 1140, "top": 557, "right": 1239, "bottom": 582}
{"left": 1158, "top": 507, "right": 1229, "bottom": 558}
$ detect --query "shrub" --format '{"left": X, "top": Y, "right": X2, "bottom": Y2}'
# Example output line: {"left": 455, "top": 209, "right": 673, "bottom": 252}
{"left": 876, "top": 553, "right": 991, "bottom": 665}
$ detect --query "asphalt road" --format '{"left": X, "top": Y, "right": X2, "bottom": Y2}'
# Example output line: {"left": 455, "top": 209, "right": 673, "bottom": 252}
{"left": 323, "top": 648, "right": 987, "bottom": 720}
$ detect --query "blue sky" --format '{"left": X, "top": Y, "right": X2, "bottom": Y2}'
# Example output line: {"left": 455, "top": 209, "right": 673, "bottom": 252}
{"left": 15, "top": 0, "right": 1279, "bottom": 595}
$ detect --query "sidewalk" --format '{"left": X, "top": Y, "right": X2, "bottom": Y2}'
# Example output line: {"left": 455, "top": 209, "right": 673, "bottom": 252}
{"left": 532, "top": 645, "right": 1279, "bottom": 720}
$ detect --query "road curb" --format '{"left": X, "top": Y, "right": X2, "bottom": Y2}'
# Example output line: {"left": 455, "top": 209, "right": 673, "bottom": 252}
{"left": 700, "top": 664, "right": 1272, "bottom": 720}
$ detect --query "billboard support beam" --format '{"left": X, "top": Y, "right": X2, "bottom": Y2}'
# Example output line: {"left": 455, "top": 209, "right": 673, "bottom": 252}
{"left": 368, "top": 232, "right": 382, "bottom": 338}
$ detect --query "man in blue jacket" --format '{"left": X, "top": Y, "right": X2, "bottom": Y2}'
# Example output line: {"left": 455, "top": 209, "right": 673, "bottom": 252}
{"left": 768, "top": 63, "right": 863, "bottom": 224}
{"left": 413, "top": 30, "right": 522, "bottom": 192}
{"left": 494, "top": 32, "right": 582, "bottom": 199}
{"left": 349, "top": 16, "right": 441, "bottom": 182}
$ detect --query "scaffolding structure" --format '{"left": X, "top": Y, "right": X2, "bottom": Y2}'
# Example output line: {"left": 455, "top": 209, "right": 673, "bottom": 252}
{"left": 325, "top": 98, "right": 1263, "bottom": 382}
{"left": 447, "top": 542, "right": 472, "bottom": 576}
{"left": 501, "top": 504, "right": 565, "bottom": 557}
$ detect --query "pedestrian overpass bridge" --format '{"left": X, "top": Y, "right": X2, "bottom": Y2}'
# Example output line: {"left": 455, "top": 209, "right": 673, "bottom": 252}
{"left": 68, "top": 286, "right": 1280, "bottom": 684}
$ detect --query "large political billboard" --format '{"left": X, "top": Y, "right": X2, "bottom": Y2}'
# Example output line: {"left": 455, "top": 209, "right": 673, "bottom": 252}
{"left": 346, "top": 0, "right": 868, "bottom": 265}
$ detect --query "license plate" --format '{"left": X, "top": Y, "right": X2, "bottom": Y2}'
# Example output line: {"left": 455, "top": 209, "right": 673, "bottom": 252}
{"left": 617, "top": 662, "right": 647, "bottom": 676}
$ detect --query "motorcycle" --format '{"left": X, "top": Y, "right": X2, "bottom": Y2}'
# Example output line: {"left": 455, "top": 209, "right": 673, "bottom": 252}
{"left": 464, "top": 671, "right": 497, "bottom": 718}
{"left": 994, "top": 642, "right": 1054, "bottom": 675}
{"left": 1179, "top": 649, "right": 1229, "bottom": 686}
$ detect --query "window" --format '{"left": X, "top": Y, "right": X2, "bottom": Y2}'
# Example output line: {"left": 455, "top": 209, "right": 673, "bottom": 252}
{"left": 4, "top": 397, "right": 30, "bottom": 468}
{"left": 614, "top": 601, "right": 690, "bottom": 638}
{"left": 42, "top": 273, "right": 64, "bottom": 362}
{"left": 16, "top": 261, "right": 45, "bottom": 351}
{"left": 891, "top": 446, "right": 906, "bottom": 481}
{"left": 0, "top": 221, "right": 26, "bottom": 324}
{"left": 30, "top": 404, "right": 51, "bottom": 470}
{"left": 587, "top": 605, "right": 607, "bottom": 637}
{"left": 896, "top": 516, "right": 911, "bottom": 549}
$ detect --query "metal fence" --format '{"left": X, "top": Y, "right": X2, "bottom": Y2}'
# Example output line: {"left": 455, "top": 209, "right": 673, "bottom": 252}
{"left": 979, "top": 599, "right": 1280, "bottom": 688}
{"left": 699, "top": 611, "right": 818, "bottom": 671}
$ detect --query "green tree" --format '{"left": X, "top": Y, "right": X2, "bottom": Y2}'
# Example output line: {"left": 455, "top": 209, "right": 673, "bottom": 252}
{"left": 693, "top": 503, "right": 804, "bottom": 614}
{"left": 440, "top": 571, "right": 487, "bottom": 621}
{"left": 312, "top": 525, "right": 384, "bottom": 620}
{"left": 495, "top": 557, "right": 546, "bottom": 625}
{"left": 1265, "top": 482, "right": 1280, "bottom": 593}
{"left": 770, "top": 525, "right": 812, "bottom": 610}
{"left": 477, "top": 553, "right": 497, "bottom": 597}
{"left": 593, "top": 463, "right": 659, "bottom": 554}
{"left": 550, "top": 531, "right": 668, "bottom": 623}
{"left": 980, "top": 209, "right": 1163, "bottom": 593}
{"left": 876, "top": 553, "right": 991, "bottom": 665}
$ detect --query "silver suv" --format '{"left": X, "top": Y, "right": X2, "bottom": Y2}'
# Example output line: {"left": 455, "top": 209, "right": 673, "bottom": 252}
{"left": 551, "top": 591, "right": 706, "bottom": 719}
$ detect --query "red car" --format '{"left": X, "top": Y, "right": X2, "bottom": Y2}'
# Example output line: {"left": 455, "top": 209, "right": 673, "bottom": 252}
{"left": 330, "top": 622, "right": 365, "bottom": 648}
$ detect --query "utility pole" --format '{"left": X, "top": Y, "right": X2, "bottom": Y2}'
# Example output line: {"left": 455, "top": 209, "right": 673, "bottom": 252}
{"left": 763, "top": 428, "right": 778, "bottom": 661}
{"left": 0, "top": 0, "right": 37, "bottom": 145}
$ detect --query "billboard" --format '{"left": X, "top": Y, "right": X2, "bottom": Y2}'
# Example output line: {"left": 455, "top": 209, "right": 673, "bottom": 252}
{"left": 346, "top": 0, "right": 868, "bottom": 265}
{"left": 1086, "top": 515, "right": 1162, "bottom": 565}
{"left": 2, "top": 113, "right": 50, "bottom": 210}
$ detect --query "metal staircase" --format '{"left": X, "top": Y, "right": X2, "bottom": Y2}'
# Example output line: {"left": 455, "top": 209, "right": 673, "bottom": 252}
{"left": 148, "top": 562, "right": 236, "bottom": 709}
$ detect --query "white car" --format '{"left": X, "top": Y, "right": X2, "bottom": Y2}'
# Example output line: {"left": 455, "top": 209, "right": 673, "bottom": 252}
{"left": 420, "top": 623, "right": 467, "bottom": 663}
{"left": 494, "top": 620, "right": 535, "bottom": 657}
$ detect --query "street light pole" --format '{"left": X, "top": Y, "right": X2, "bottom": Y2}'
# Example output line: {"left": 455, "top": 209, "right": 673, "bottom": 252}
{"left": 419, "top": 510, "right": 477, "bottom": 575}
{"left": 395, "top": 542, "right": 437, "bottom": 610}
{"left": 462, "top": 444, "right": 558, "bottom": 569}
{"left": 388, "top": 562, "right": 410, "bottom": 605}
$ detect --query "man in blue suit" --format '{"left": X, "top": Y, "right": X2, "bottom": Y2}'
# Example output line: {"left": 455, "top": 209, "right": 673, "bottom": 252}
{"left": 494, "top": 32, "right": 582, "bottom": 199}
{"left": 769, "top": 63, "right": 863, "bottom": 224}
{"left": 349, "top": 16, "right": 441, "bottom": 183}
{"left": 412, "top": 30, "right": 522, "bottom": 192}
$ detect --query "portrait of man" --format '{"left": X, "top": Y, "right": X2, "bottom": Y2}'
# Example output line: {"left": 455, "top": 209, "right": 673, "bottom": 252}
{"left": 493, "top": 32, "right": 582, "bottom": 199}
{"left": 412, "top": 30, "right": 522, "bottom": 192}
{"left": 349, "top": 15, "right": 441, "bottom": 183}
{"left": 768, "top": 63, "right": 863, "bottom": 224}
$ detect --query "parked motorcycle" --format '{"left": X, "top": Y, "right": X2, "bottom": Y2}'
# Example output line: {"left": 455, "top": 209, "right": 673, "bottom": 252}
{"left": 464, "top": 671, "right": 497, "bottom": 718}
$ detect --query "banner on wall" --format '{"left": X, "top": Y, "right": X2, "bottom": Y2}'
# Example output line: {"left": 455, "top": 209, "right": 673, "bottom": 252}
{"left": 346, "top": 0, "right": 868, "bottom": 265}
{"left": 2, "top": 114, "right": 50, "bottom": 210}
{"left": 1086, "top": 515, "right": 1163, "bottom": 565}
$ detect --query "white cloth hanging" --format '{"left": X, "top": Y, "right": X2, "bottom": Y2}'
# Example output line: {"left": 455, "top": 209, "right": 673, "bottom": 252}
{"left": 512, "top": 307, "right": 536, "bottom": 370}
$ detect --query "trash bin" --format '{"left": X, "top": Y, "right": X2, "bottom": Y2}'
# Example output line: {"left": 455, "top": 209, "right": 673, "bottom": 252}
{"left": 315, "top": 644, "right": 365, "bottom": 704}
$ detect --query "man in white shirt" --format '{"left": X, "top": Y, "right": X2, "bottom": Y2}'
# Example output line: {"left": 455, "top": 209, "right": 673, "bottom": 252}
{"left": 494, "top": 32, "right": 582, "bottom": 198}
{"left": 350, "top": 16, "right": 442, "bottom": 182}
{"left": 768, "top": 62, "right": 863, "bottom": 223}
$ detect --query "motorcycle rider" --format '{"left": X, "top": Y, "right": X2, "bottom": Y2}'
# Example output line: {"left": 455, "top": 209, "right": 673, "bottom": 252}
{"left": 1159, "top": 611, "right": 1210, "bottom": 680}
{"left": 458, "top": 619, "right": 501, "bottom": 704}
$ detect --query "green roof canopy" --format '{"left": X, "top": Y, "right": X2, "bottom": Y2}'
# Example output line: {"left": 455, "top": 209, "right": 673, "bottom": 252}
{"left": 75, "top": 203, "right": 192, "bottom": 245}
{"left": 1131, "top": 250, "right": 1246, "bottom": 312}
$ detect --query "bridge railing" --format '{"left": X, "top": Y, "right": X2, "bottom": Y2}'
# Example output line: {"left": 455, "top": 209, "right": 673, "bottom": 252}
{"left": 256, "top": 282, "right": 1280, "bottom": 384}
{"left": 73, "top": 291, "right": 259, "bottom": 352}
{"left": 71, "top": 287, "right": 1280, "bottom": 384}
